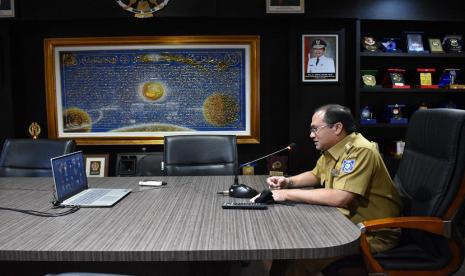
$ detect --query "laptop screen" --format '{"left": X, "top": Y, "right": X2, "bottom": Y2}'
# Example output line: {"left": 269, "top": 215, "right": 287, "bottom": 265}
{"left": 51, "top": 151, "right": 88, "bottom": 202}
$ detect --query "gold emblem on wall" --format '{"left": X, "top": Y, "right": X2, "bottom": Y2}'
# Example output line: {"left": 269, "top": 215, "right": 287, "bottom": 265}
{"left": 28, "top": 122, "right": 41, "bottom": 139}
{"left": 115, "top": 0, "right": 171, "bottom": 18}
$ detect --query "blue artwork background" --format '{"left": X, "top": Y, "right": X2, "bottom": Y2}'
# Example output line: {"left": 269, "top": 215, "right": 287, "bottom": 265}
{"left": 59, "top": 48, "right": 247, "bottom": 133}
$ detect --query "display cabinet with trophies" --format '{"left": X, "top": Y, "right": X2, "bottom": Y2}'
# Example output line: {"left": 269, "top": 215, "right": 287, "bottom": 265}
{"left": 355, "top": 19, "right": 465, "bottom": 174}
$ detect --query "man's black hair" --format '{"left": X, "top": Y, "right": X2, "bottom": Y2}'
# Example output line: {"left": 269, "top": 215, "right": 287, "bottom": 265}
{"left": 315, "top": 104, "right": 357, "bottom": 134}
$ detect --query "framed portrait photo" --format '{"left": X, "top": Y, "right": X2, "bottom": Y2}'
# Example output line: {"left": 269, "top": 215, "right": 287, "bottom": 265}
{"left": 84, "top": 154, "right": 109, "bottom": 177}
{"left": 302, "top": 34, "right": 339, "bottom": 83}
{"left": 0, "top": 0, "right": 15, "bottom": 17}
{"left": 266, "top": 0, "right": 304, "bottom": 14}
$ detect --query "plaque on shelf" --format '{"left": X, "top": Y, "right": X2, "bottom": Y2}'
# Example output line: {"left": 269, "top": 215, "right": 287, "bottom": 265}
{"left": 438, "top": 68, "right": 462, "bottom": 88}
{"left": 443, "top": 35, "right": 462, "bottom": 53}
{"left": 360, "top": 106, "right": 377, "bottom": 125}
{"left": 381, "top": 37, "right": 401, "bottom": 52}
{"left": 362, "top": 36, "right": 381, "bottom": 52}
{"left": 417, "top": 68, "right": 438, "bottom": 88}
{"left": 361, "top": 69, "right": 378, "bottom": 87}
{"left": 428, "top": 38, "right": 444, "bottom": 53}
{"left": 383, "top": 68, "right": 410, "bottom": 88}
{"left": 406, "top": 33, "right": 427, "bottom": 53}
{"left": 388, "top": 104, "right": 408, "bottom": 124}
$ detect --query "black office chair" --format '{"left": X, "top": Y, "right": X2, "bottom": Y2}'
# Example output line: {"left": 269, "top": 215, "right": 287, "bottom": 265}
{"left": 352, "top": 108, "right": 465, "bottom": 275}
{"left": 45, "top": 273, "right": 132, "bottom": 276}
{"left": 163, "top": 135, "right": 238, "bottom": 176}
{"left": 0, "top": 138, "right": 76, "bottom": 177}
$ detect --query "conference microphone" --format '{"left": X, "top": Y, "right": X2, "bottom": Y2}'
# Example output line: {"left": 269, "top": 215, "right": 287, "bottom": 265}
{"left": 239, "top": 143, "right": 296, "bottom": 168}
{"left": 223, "top": 143, "right": 297, "bottom": 198}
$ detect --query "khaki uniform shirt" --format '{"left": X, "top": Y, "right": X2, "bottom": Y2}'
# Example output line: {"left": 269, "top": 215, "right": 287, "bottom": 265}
{"left": 311, "top": 133, "right": 402, "bottom": 253}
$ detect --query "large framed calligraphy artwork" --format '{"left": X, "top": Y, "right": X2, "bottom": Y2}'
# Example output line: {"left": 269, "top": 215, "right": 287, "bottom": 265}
{"left": 44, "top": 36, "right": 260, "bottom": 145}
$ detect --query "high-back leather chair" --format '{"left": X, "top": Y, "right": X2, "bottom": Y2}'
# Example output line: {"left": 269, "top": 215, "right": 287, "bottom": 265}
{"left": 163, "top": 135, "right": 238, "bottom": 176}
{"left": 0, "top": 138, "right": 76, "bottom": 177}
{"left": 357, "top": 108, "right": 465, "bottom": 275}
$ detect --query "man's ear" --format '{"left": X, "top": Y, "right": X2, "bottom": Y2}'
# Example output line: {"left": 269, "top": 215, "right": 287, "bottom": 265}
{"left": 334, "top": 122, "right": 344, "bottom": 136}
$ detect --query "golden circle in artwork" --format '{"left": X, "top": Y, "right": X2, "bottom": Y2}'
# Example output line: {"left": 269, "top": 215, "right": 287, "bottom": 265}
{"left": 203, "top": 93, "right": 239, "bottom": 126}
{"left": 142, "top": 81, "right": 165, "bottom": 101}
{"left": 63, "top": 107, "right": 92, "bottom": 132}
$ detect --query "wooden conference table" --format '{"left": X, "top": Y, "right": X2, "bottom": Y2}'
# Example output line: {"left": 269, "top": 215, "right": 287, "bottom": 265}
{"left": 0, "top": 175, "right": 360, "bottom": 272}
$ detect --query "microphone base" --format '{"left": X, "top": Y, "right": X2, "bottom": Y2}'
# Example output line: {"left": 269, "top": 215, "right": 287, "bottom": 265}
{"left": 228, "top": 183, "right": 258, "bottom": 198}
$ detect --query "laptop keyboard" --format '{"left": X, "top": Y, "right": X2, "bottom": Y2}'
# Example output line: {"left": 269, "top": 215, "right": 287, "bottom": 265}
{"left": 72, "top": 189, "right": 110, "bottom": 205}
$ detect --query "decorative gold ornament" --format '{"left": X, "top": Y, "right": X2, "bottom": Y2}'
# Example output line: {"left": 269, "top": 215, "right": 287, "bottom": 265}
{"left": 116, "top": 0, "right": 170, "bottom": 18}
{"left": 28, "top": 122, "right": 41, "bottom": 139}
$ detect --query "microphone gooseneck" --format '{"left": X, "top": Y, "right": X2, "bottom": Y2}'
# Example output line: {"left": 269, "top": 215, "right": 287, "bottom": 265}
{"left": 239, "top": 143, "right": 297, "bottom": 168}
{"left": 228, "top": 142, "right": 296, "bottom": 198}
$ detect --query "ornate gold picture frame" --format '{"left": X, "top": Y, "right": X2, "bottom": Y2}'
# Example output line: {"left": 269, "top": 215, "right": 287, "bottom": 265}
{"left": 44, "top": 36, "right": 260, "bottom": 145}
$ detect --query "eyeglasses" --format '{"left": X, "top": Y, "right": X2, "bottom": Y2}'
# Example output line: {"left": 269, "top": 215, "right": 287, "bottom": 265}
{"left": 310, "top": 124, "right": 332, "bottom": 134}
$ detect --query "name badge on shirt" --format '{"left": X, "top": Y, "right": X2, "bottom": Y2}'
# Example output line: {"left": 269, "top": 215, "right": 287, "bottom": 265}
{"left": 341, "top": 159, "right": 355, "bottom": 174}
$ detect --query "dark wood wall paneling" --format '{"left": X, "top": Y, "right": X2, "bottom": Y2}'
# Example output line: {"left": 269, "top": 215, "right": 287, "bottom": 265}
{"left": 1, "top": 0, "right": 464, "bottom": 175}
{"left": 0, "top": 24, "right": 15, "bottom": 145}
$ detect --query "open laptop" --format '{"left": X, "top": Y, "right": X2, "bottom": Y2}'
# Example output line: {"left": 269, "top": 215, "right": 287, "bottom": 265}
{"left": 51, "top": 151, "right": 131, "bottom": 207}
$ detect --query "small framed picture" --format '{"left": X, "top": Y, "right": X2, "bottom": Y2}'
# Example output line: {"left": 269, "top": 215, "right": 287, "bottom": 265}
{"left": 266, "top": 0, "right": 304, "bottom": 14}
{"left": 84, "top": 154, "right": 109, "bottom": 177}
{"left": 428, "top": 38, "right": 444, "bottom": 53}
{"left": 406, "top": 33, "right": 426, "bottom": 53}
{"left": 0, "top": 0, "right": 15, "bottom": 17}
{"left": 302, "top": 34, "right": 338, "bottom": 82}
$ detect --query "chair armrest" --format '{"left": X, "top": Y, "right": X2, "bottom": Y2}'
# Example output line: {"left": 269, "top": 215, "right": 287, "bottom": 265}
{"left": 358, "top": 216, "right": 459, "bottom": 274}
{"left": 357, "top": 216, "right": 451, "bottom": 238}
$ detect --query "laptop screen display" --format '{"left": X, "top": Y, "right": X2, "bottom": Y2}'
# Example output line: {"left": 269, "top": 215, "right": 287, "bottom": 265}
{"left": 51, "top": 151, "right": 88, "bottom": 202}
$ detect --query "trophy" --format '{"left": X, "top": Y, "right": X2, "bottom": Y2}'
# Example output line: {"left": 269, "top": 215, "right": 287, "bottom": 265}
{"left": 28, "top": 122, "right": 41, "bottom": 139}
{"left": 360, "top": 69, "right": 378, "bottom": 87}
{"left": 383, "top": 68, "right": 410, "bottom": 88}
{"left": 381, "top": 38, "right": 401, "bottom": 52}
{"left": 443, "top": 35, "right": 462, "bottom": 53}
{"left": 360, "top": 106, "right": 376, "bottom": 125}
{"left": 438, "top": 69, "right": 465, "bottom": 88}
{"left": 406, "top": 33, "right": 427, "bottom": 53}
{"left": 388, "top": 104, "right": 408, "bottom": 124}
{"left": 417, "top": 68, "right": 438, "bottom": 88}
{"left": 362, "top": 36, "right": 380, "bottom": 52}
{"left": 267, "top": 156, "right": 288, "bottom": 176}
{"left": 428, "top": 38, "right": 444, "bottom": 53}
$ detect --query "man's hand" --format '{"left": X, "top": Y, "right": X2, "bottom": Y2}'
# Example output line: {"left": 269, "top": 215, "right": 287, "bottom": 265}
{"left": 250, "top": 189, "right": 287, "bottom": 202}
{"left": 266, "top": 176, "right": 289, "bottom": 189}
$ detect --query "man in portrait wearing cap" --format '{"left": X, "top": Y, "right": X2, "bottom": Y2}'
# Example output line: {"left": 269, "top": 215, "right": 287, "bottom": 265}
{"left": 307, "top": 39, "right": 335, "bottom": 74}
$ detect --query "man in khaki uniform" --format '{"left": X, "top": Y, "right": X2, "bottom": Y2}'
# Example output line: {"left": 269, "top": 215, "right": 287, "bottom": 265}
{"left": 255, "top": 104, "right": 401, "bottom": 275}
